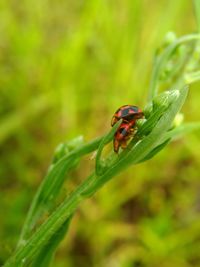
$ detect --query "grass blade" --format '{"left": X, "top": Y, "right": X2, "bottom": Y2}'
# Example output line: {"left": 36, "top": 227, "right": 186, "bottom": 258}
{"left": 17, "top": 136, "right": 103, "bottom": 248}
{"left": 139, "top": 122, "right": 200, "bottom": 163}
{"left": 137, "top": 138, "right": 171, "bottom": 163}
{"left": 31, "top": 215, "right": 73, "bottom": 267}
{"left": 162, "top": 122, "right": 200, "bottom": 141}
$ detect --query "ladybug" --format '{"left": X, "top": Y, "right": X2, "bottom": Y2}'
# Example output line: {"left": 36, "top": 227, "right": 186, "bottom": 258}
{"left": 111, "top": 105, "right": 143, "bottom": 126}
{"left": 111, "top": 105, "right": 144, "bottom": 153}
{"left": 113, "top": 120, "right": 135, "bottom": 153}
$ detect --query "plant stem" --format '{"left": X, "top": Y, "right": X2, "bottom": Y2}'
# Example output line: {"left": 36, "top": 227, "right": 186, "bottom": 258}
{"left": 148, "top": 34, "right": 200, "bottom": 100}
{"left": 17, "top": 136, "right": 103, "bottom": 248}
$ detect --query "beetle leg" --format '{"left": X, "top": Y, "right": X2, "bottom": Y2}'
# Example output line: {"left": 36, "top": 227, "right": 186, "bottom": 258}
{"left": 121, "top": 139, "right": 127, "bottom": 150}
{"left": 111, "top": 116, "right": 118, "bottom": 126}
{"left": 124, "top": 134, "right": 131, "bottom": 141}
{"left": 130, "top": 127, "right": 137, "bottom": 136}
{"left": 123, "top": 119, "right": 130, "bottom": 124}
{"left": 113, "top": 138, "right": 120, "bottom": 153}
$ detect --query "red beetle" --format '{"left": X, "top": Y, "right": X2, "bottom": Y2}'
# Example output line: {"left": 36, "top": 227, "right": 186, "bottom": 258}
{"left": 113, "top": 121, "right": 135, "bottom": 153}
{"left": 111, "top": 105, "right": 144, "bottom": 153}
{"left": 111, "top": 105, "right": 143, "bottom": 126}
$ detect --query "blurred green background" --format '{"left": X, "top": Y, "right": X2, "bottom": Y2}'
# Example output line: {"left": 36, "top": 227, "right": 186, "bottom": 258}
{"left": 1, "top": 0, "right": 200, "bottom": 266}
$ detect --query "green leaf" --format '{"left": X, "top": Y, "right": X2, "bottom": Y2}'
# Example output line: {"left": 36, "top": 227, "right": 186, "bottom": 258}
{"left": 127, "top": 87, "right": 188, "bottom": 165}
{"left": 184, "top": 70, "right": 200, "bottom": 84}
{"left": 31, "top": 215, "right": 73, "bottom": 267}
{"left": 95, "top": 120, "right": 121, "bottom": 175}
{"left": 161, "top": 122, "right": 200, "bottom": 142}
{"left": 82, "top": 87, "right": 188, "bottom": 196}
{"left": 17, "top": 136, "right": 103, "bottom": 248}
{"left": 138, "top": 138, "right": 171, "bottom": 163}
{"left": 148, "top": 34, "right": 200, "bottom": 100}
{"left": 139, "top": 121, "right": 200, "bottom": 163}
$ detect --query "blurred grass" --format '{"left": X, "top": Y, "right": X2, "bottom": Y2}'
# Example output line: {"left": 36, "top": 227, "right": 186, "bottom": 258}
{"left": 0, "top": 0, "right": 200, "bottom": 267}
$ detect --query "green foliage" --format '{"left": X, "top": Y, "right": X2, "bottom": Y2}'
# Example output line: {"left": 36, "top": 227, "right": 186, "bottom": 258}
{"left": 1, "top": 1, "right": 200, "bottom": 267}
{"left": 31, "top": 215, "right": 73, "bottom": 267}
{"left": 4, "top": 46, "right": 200, "bottom": 267}
{"left": 4, "top": 85, "right": 197, "bottom": 267}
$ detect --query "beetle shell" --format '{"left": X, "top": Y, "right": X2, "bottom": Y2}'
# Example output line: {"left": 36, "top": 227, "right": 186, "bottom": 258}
{"left": 111, "top": 105, "right": 143, "bottom": 126}
{"left": 113, "top": 120, "right": 135, "bottom": 153}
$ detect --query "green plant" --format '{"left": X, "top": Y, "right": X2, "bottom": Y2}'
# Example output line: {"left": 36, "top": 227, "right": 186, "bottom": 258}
{"left": 4, "top": 4, "right": 200, "bottom": 267}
